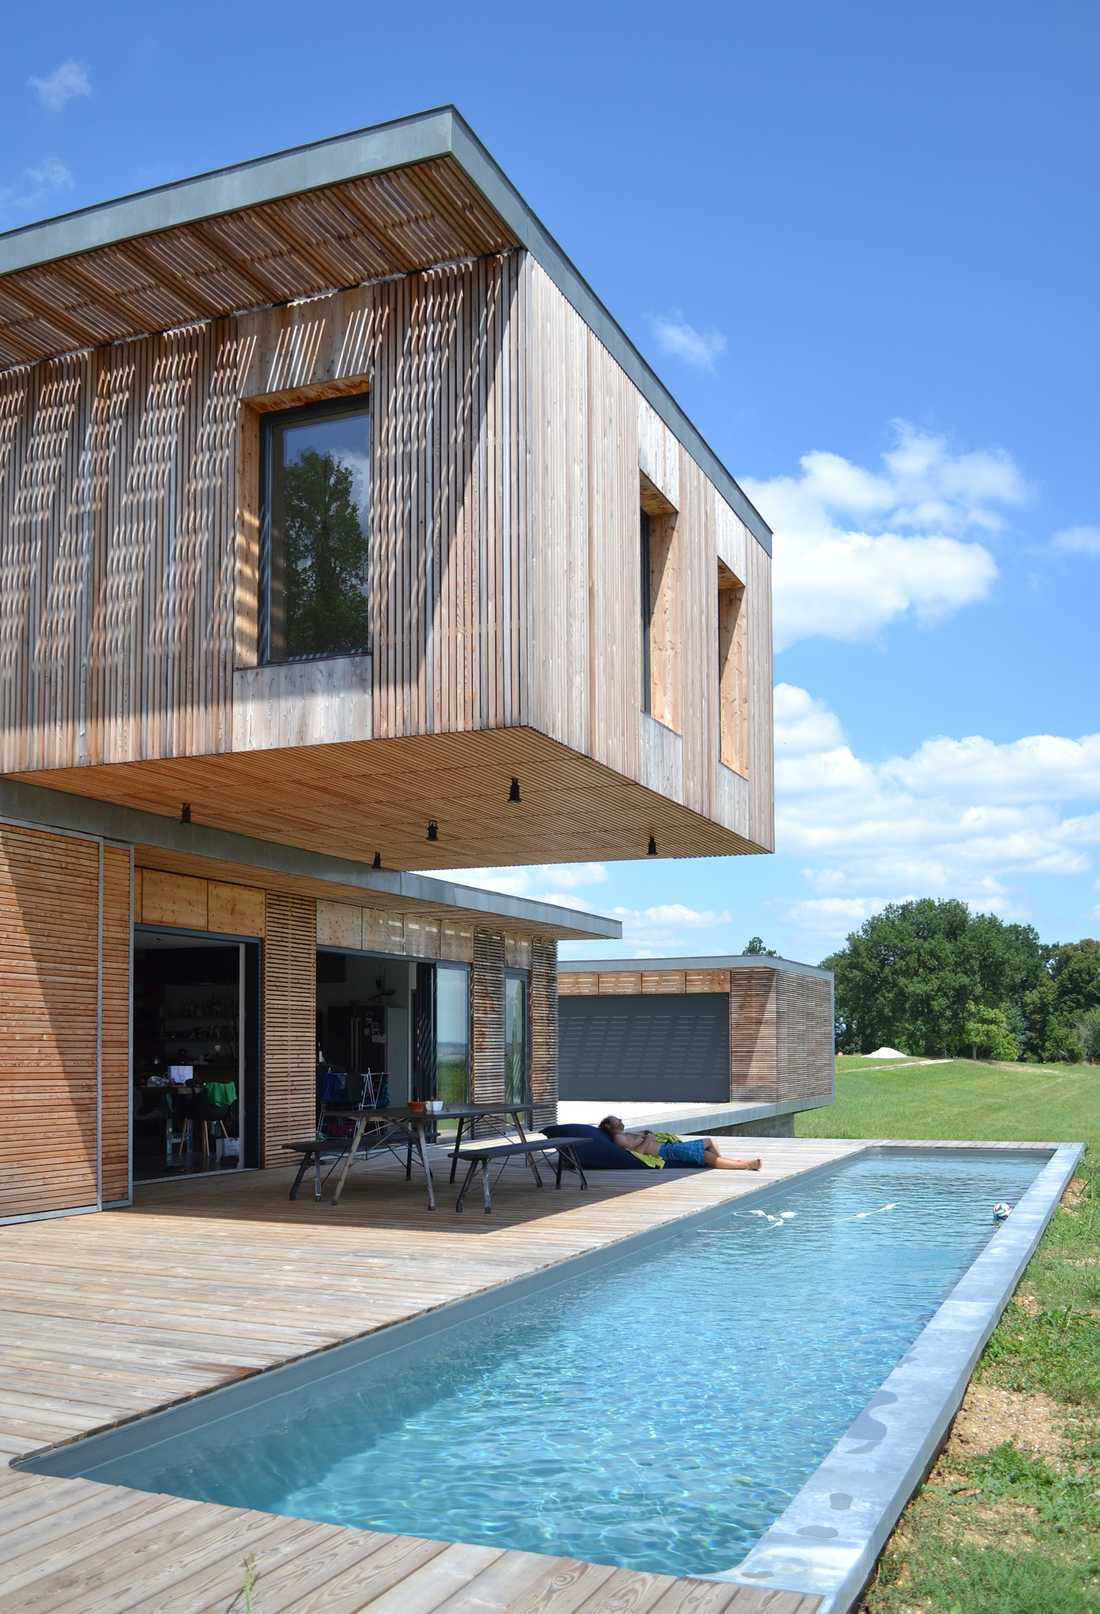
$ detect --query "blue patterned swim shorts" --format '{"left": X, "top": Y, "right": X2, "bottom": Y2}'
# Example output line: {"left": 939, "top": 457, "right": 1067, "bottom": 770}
{"left": 658, "top": 1138, "right": 707, "bottom": 1168}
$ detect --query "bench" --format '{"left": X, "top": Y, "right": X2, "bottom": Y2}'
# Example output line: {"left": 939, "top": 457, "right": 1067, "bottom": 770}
{"left": 454, "top": 1136, "right": 590, "bottom": 1214}
{"left": 283, "top": 1129, "right": 411, "bottom": 1201}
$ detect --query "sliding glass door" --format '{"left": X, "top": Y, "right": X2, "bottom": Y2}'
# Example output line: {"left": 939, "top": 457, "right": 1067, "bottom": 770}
{"left": 435, "top": 964, "right": 470, "bottom": 1110}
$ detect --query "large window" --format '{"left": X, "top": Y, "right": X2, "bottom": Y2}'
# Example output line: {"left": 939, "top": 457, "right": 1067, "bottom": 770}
{"left": 504, "top": 970, "right": 529, "bottom": 1106}
{"left": 435, "top": 964, "right": 470, "bottom": 1108}
{"left": 638, "top": 475, "right": 680, "bottom": 729}
{"left": 261, "top": 396, "right": 372, "bottom": 663}
{"left": 639, "top": 507, "right": 653, "bottom": 715}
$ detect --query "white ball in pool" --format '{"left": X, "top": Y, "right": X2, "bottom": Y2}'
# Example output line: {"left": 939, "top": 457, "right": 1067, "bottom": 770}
{"left": 992, "top": 1202, "right": 1012, "bottom": 1221}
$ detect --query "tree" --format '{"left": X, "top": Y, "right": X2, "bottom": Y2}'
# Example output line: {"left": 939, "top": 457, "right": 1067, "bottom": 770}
{"left": 825, "top": 899, "right": 1047, "bottom": 1057}
{"left": 962, "top": 1003, "right": 1020, "bottom": 1062}
{"left": 743, "top": 936, "right": 778, "bottom": 956}
{"left": 1077, "top": 1007, "right": 1100, "bottom": 1063}
{"left": 281, "top": 449, "right": 371, "bottom": 657}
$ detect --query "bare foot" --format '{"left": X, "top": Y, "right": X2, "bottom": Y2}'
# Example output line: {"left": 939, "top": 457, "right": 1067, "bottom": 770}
{"left": 714, "top": 1156, "right": 762, "bottom": 1170}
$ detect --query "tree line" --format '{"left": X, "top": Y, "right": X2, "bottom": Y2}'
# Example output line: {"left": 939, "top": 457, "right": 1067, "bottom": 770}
{"left": 820, "top": 899, "right": 1100, "bottom": 1062}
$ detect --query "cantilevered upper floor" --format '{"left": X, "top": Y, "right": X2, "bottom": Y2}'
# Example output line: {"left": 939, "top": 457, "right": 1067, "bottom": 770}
{"left": 0, "top": 107, "right": 774, "bottom": 871}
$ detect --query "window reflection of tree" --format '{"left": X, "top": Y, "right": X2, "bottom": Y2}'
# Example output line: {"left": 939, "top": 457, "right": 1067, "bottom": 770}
{"left": 282, "top": 448, "right": 371, "bottom": 658}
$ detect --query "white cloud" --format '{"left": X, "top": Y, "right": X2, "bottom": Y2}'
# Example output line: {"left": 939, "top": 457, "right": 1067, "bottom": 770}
{"left": 424, "top": 862, "right": 609, "bottom": 907}
{"left": 0, "top": 155, "right": 76, "bottom": 222}
{"left": 28, "top": 60, "right": 91, "bottom": 111}
{"left": 608, "top": 902, "right": 732, "bottom": 953}
{"left": 744, "top": 421, "right": 1028, "bottom": 650}
{"left": 650, "top": 312, "right": 727, "bottom": 371}
{"left": 25, "top": 157, "right": 72, "bottom": 192}
{"left": 777, "top": 682, "right": 1100, "bottom": 948}
{"left": 1052, "top": 524, "right": 1100, "bottom": 556}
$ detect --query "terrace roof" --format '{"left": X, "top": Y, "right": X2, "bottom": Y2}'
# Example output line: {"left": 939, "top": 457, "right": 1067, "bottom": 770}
{"left": 0, "top": 106, "right": 770, "bottom": 553}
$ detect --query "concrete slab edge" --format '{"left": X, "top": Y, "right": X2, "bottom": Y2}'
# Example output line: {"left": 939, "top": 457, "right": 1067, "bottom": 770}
{"left": 718, "top": 1140, "right": 1084, "bottom": 1613}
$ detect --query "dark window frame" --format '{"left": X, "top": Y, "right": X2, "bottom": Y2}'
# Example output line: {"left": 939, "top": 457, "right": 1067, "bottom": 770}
{"left": 259, "top": 392, "right": 373, "bottom": 666}
{"left": 639, "top": 506, "right": 653, "bottom": 714}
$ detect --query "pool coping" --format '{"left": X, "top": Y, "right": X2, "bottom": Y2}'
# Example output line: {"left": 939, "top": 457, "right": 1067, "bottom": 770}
{"left": 15, "top": 1138, "right": 1083, "bottom": 1614}
{"left": 718, "top": 1139, "right": 1084, "bottom": 1614}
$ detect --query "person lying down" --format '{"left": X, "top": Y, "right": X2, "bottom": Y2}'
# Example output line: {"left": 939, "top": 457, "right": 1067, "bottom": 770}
{"left": 598, "top": 1115, "right": 761, "bottom": 1171}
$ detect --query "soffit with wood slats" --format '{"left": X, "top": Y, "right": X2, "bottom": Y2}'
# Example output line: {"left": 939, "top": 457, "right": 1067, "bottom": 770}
{"left": 0, "top": 156, "right": 517, "bottom": 371}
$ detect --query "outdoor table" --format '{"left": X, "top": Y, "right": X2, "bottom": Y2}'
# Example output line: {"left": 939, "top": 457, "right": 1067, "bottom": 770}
{"left": 316, "top": 1102, "right": 541, "bottom": 1210}
{"left": 454, "top": 1136, "right": 590, "bottom": 1213}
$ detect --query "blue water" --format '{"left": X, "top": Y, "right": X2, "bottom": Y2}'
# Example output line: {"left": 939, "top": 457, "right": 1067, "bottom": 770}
{"left": 108, "top": 1150, "right": 1043, "bottom": 1575}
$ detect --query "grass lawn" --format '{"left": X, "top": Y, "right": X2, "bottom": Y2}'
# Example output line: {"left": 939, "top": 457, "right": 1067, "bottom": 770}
{"left": 798, "top": 1059, "right": 1099, "bottom": 1612}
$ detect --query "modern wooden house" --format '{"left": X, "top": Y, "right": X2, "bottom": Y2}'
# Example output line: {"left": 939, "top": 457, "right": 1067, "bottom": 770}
{"left": 559, "top": 955, "right": 835, "bottom": 1132}
{"left": 0, "top": 107, "right": 775, "bottom": 1222}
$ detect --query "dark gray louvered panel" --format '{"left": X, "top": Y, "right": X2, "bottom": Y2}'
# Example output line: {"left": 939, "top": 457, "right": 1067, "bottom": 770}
{"left": 558, "top": 993, "right": 729, "bottom": 1102}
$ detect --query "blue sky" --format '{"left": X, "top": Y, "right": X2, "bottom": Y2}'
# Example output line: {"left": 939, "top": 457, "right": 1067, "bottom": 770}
{"left": 6, "top": 1, "right": 1098, "bottom": 963}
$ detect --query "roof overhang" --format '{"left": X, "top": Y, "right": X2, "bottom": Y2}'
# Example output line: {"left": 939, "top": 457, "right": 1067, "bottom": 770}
{"left": 0, "top": 105, "right": 770, "bottom": 553}
{"left": 0, "top": 777, "right": 621, "bottom": 943}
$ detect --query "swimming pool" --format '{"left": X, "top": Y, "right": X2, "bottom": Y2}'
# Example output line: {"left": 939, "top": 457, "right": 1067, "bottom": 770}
{"left": 23, "top": 1146, "right": 1057, "bottom": 1588}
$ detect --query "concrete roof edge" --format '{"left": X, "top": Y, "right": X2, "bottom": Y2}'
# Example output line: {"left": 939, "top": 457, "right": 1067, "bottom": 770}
{"left": 559, "top": 952, "right": 832, "bottom": 978}
{"left": 0, "top": 778, "right": 622, "bottom": 941}
{"left": 0, "top": 105, "right": 772, "bottom": 556}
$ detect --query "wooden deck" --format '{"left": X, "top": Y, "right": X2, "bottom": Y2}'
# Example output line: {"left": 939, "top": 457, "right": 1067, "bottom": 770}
{"left": 0, "top": 1138, "right": 860, "bottom": 1611}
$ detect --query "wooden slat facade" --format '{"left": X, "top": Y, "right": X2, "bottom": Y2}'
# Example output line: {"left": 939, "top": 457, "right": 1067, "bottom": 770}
{"left": 471, "top": 928, "right": 506, "bottom": 1105}
{"left": 529, "top": 936, "right": 557, "bottom": 1130}
{"left": 261, "top": 892, "right": 317, "bottom": 1165}
{"left": 99, "top": 845, "right": 132, "bottom": 1205}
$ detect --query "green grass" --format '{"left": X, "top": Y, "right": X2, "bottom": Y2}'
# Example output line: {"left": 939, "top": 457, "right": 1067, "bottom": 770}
{"left": 796, "top": 1059, "right": 1099, "bottom": 1612}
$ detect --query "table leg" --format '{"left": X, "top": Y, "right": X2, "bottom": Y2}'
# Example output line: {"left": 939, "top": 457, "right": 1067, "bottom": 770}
{"left": 481, "top": 1158, "right": 492, "bottom": 1214}
{"left": 456, "top": 1157, "right": 478, "bottom": 1213}
{"left": 331, "top": 1119, "right": 366, "bottom": 1205}
{"left": 405, "top": 1140, "right": 413, "bottom": 1180}
{"left": 449, "top": 1115, "right": 465, "bottom": 1183}
{"left": 289, "top": 1152, "right": 311, "bottom": 1201}
{"left": 512, "top": 1109, "right": 544, "bottom": 1187}
{"left": 413, "top": 1122, "right": 436, "bottom": 1211}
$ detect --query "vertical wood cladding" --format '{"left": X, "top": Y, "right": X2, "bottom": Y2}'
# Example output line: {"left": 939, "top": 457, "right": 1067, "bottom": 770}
{"left": 99, "top": 845, "right": 132, "bottom": 1203}
{"left": 0, "top": 255, "right": 526, "bottom": 772}
{"left": 0, "top": 825, "right": 100, "bottom": 1216}
{"left": 470, "top": 928, "right": 505, "bottom": 1105}
{"left": 529, "top": 937, "right": 558, "bottom": 1129}
{"left": 262, "top": 892, "right": 316, "bottom": 1163}
{"left": 527, "top": 262, "right": 773, "bottom": 854}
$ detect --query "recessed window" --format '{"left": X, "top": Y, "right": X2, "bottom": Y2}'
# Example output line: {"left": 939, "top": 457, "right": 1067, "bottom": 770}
{"left": 261, "top": 395, "right": 371, "bottom": 663}
{"left": 718, "top": 558, "right": 747, "bottom": 774}
{"left": 639, "top": 475, "right": 680, "bottom": 730}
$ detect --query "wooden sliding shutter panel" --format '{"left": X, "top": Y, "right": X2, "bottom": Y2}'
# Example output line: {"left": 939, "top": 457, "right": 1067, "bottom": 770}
{"left": 100, "top": 846, "right": 134, "bottom": 1204}
{"left": 470, "top": 929, "right": 505, "bottom": 1105}
{"left": 262, "top": 892, "right": 316, "bottom": 1163}
{"left": 0, "top": 826, "right": 101, "bottom": 1217}
{"left": 727, "top": 968, "right": 779, "bottom": 1103}
{"left": 529, "top": 937, "right": 558, "bottom": 1129}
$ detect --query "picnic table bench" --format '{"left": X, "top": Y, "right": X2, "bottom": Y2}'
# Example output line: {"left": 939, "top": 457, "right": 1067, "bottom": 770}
{"left": 455, "top": 1136, "right": 590, "bottom": 1214}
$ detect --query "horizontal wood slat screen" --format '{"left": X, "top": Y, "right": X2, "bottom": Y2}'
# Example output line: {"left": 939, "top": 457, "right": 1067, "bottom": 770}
{"left": 529, "top": 937, "right": 557, "bottom": 1130}
{"left": 470, "top": 929, "right": 505, "bottom": 1106}
{"left": 262, "top": 892, "right": 316, "bottom": 1164}
{"left": 100, "top": 846, "right": 132, "bottom": 1203}
{"left": 0, "top": 155, "right": 516, "bottom": 370}
{"left": 0, "top": 825, "right": 100, "bottom": 1217}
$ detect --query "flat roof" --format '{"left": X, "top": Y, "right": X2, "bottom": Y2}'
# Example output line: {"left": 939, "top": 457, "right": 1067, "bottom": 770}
{"left": 559, "top": 953, "right": 832, "bottom": 979}
{"left": 0, "top": 106, "right": 770, "bottom": 554}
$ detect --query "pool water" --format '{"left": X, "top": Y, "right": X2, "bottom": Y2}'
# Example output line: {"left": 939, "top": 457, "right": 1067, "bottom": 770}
{"left": 101, "top": 1150, "right": 1043, "bottom": 1576}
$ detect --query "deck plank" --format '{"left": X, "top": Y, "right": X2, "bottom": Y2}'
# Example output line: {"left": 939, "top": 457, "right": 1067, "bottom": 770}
{"left": 0, "top": 1139, "right": 853, "bottom": 1610}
